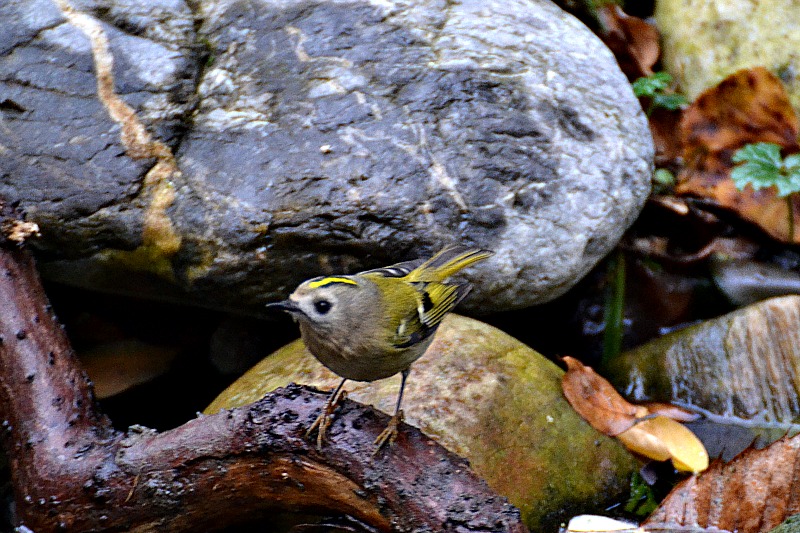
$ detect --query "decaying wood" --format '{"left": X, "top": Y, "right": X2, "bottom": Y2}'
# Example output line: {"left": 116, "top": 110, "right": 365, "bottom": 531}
{"left": 0, "top": 221, "right": 526, "bottom": 531}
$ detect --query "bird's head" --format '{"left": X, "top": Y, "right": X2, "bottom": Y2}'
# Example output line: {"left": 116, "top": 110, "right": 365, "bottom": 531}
{"left": 266, "top": 276, "right": 365, "bottom": 332}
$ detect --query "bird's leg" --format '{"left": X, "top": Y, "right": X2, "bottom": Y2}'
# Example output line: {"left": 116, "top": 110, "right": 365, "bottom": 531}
{"left": 374, "top": 368, "right": 409, "bottom": 453}
{"left": 306, "top": 378, "right": 347, "bottom": 450}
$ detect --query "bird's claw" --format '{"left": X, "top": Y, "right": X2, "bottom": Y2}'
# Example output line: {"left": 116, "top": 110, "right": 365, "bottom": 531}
{"left": 306, "top": 390, "right": 347, "bottom": 450}
{"left": 373, "top": 409, "right": 404, "bottom": 454}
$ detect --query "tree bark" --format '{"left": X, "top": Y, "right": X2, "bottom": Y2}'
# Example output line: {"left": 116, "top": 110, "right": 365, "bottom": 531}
{"left": 0, "top": 228, "right": 527, "bottom": 531}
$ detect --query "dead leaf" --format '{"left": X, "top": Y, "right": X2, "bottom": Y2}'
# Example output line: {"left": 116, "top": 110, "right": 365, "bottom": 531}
{"left": 640, "top": 402, "right": 701, "bottom": 423}
{"left": 644, "top": 434, "right": 800, "bottom": 532}
{"left": 566, "top": 515, "right": 641, "bottom": 532}
{"left": 561, "top": 356, "right": 639, "bottom": 436}
{"left": 596, "top": 5, "right": 660, "bottom": 80}
{"left": 626, "top": 233, "right": 759, "bottom": 265}
{"left": 562, "top": 357, "right": 708, "bottom": 472}
{"left": 1, "top": 219, "right": 40, "bottom": 243}
{"left": 80, "top": 340, "right": 179, "bottom": 398}
{"left": 649, "top": 107, "right": 684, "bottom": 167}
{"left": 618, "top": 416, "right": 709, "bottom": 473}
{"left": 677, "top": 67, "right": 800, "bottom": 243}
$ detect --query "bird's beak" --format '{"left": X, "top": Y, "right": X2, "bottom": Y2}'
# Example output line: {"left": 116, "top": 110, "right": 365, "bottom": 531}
{"left": 266, "top": 300, "right": 303, "bottom": 315}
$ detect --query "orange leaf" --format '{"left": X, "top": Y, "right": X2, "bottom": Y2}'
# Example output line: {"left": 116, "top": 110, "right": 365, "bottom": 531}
{"left": 677, "top": 67, "right": 800, "bottom": 243}
{"left": 561, "top": 356, "right": 639, "bottom": 436}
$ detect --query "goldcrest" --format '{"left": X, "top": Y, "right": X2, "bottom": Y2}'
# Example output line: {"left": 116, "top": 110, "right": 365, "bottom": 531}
{"left": 267, "top": 246, "right": 492, "bottom": 451}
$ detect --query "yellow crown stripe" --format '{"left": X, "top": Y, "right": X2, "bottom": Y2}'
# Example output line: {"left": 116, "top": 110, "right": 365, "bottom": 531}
{"left": 308, "top": 276, "right": 358, "bottom": 289}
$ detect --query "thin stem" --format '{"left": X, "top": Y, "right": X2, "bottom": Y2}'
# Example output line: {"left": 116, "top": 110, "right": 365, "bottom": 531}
{"left": 602, "top": 249, "right": 626, "bottom": 367}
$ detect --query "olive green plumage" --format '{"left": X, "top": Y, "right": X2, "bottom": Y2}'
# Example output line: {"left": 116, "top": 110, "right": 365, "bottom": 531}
{"left": 267, "top": 246, "right": 492, "bottom": 450}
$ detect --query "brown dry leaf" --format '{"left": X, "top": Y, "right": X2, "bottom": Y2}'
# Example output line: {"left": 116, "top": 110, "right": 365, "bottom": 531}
{"left": 596, "top": 5, "right": 660, "bottom": 80}
{"left": 618, "top": 416, "right": 709, "bottom": 473}
{"left": 677, "top": 67, "right": 800, "bottom": 243}
{"left": 626, "top": 233, "right": 759, "bottom": 265}
{"left": 562, "top": 357, "right": 708, "bottom": 471}
{"left": 644, "top": 434, "right": 800, "bottom": 532}
{"left": 640, "top": 402, "right": 701, "bottom": 423}
{"left": 561, "top": 356, "right": 638, "bottom": 436}
{"left": 1, "top": 218, "right": 40, "bottom": 243}
{"left": 649, "top": 107, "right": 684, "bottom": 167}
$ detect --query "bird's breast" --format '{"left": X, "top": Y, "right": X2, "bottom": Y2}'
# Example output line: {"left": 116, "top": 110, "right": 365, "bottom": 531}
{"left": 298, "top": 322, "right": 430, "bottom": 381}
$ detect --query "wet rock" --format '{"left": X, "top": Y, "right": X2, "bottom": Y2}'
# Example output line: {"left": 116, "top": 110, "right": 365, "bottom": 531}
{"left": 1, "top": 0, "right": 652, "bottom": 314}
{"left": 0, "top": 0, "right": 198, "bottom": 256}
{"left": 207, "top": 314, "right": 639, "bottom": 530}
{"left": 608, "top": 295, "right": 800, "bottom": 425}
{"left": 711, "top": 258, "right": 800, "bottom": 306}
{"left": 657, "top": 0, "right": 800, "bottom": 114}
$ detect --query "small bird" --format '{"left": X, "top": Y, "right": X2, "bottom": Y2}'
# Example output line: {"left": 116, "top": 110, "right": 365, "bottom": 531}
{"left": 267, "top": 246, "right": 492, "bottom": 451}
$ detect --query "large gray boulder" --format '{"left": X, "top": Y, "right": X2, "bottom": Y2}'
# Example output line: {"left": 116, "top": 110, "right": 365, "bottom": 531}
{"left": 0, "top": 0, "right": 652, "bottom": 314}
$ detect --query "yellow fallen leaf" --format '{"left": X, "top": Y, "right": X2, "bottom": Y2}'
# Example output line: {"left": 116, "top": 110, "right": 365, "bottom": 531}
{"left": 617, "top": 416, "right": 709, "bottom": 473}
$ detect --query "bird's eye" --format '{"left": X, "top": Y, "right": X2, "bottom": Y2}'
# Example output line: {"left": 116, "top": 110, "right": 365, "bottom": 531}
{"left": 314, "top": 299, "right": 332, "bottom": 315}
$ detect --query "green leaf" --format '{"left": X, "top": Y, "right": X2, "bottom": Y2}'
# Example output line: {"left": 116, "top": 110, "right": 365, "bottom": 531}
{"left": 652, "top": 92, "right": 689, "bottom": 110}
{"left": 731, "top": 161, "right": 780, "bottom": 192}
{"left": 632, "top": 72, "right": 673, "bottom": 98}
{"left": 781, "top": 155, "right": 800, "bottom": 195}
{"left": 731, "top": 143, "right": 800, "bottom": 197}
{"left": 773, "top": 174, "right": 800, "bottom": 197}
{"left": 633, "top": 72, "right": 688, "bottom": 115}
{"left": 732, "top": 142, "right": 783, "bottom": 167}
{"left": 784, "top": 153, "right": 800, "bottom": 171}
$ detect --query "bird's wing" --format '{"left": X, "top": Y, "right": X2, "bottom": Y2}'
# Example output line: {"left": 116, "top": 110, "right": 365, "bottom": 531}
{"left": 390, "top": 282, "right": 470, "bottom": 349}
{"left": 359, "top": 258, "right": 424, "bottom": 278}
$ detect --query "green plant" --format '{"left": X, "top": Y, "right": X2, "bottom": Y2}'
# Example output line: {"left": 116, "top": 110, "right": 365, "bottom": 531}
{"left": 602, "top": 249, "right": 625, "bottom": 366}
{"left": 731, "top": 143, "right": 800, "bottom": 195}
{"left": 624, "top": 472, "right": 659, "bottom": 517}
{"left": 632, "top": 72, "right": 688, "bottom": 116}
{"left": 732, "top": 142, "right": 800, "bottom": 240}
{"left": 652, "top": 168, "right": 676, "bottom": 194}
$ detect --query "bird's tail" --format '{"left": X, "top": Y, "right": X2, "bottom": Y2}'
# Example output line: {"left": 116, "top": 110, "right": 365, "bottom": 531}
{"left": 408, "top": 246, "right": 493, "bottom": 282}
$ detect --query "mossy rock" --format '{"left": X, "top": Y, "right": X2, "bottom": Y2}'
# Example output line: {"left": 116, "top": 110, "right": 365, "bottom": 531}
{"left": 657, "top": 0, "right": 800, "bottom": 114}
{"left": 207, "top": 314, "right": 638, "bottom": 530}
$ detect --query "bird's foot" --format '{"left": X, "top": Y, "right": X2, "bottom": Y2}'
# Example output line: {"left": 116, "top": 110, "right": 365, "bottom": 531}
{"left": 373, "top": 409, "right": 404, "bottom": 454}
{"left": 306, "top": 390, "right": 347, "bottom": 450}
